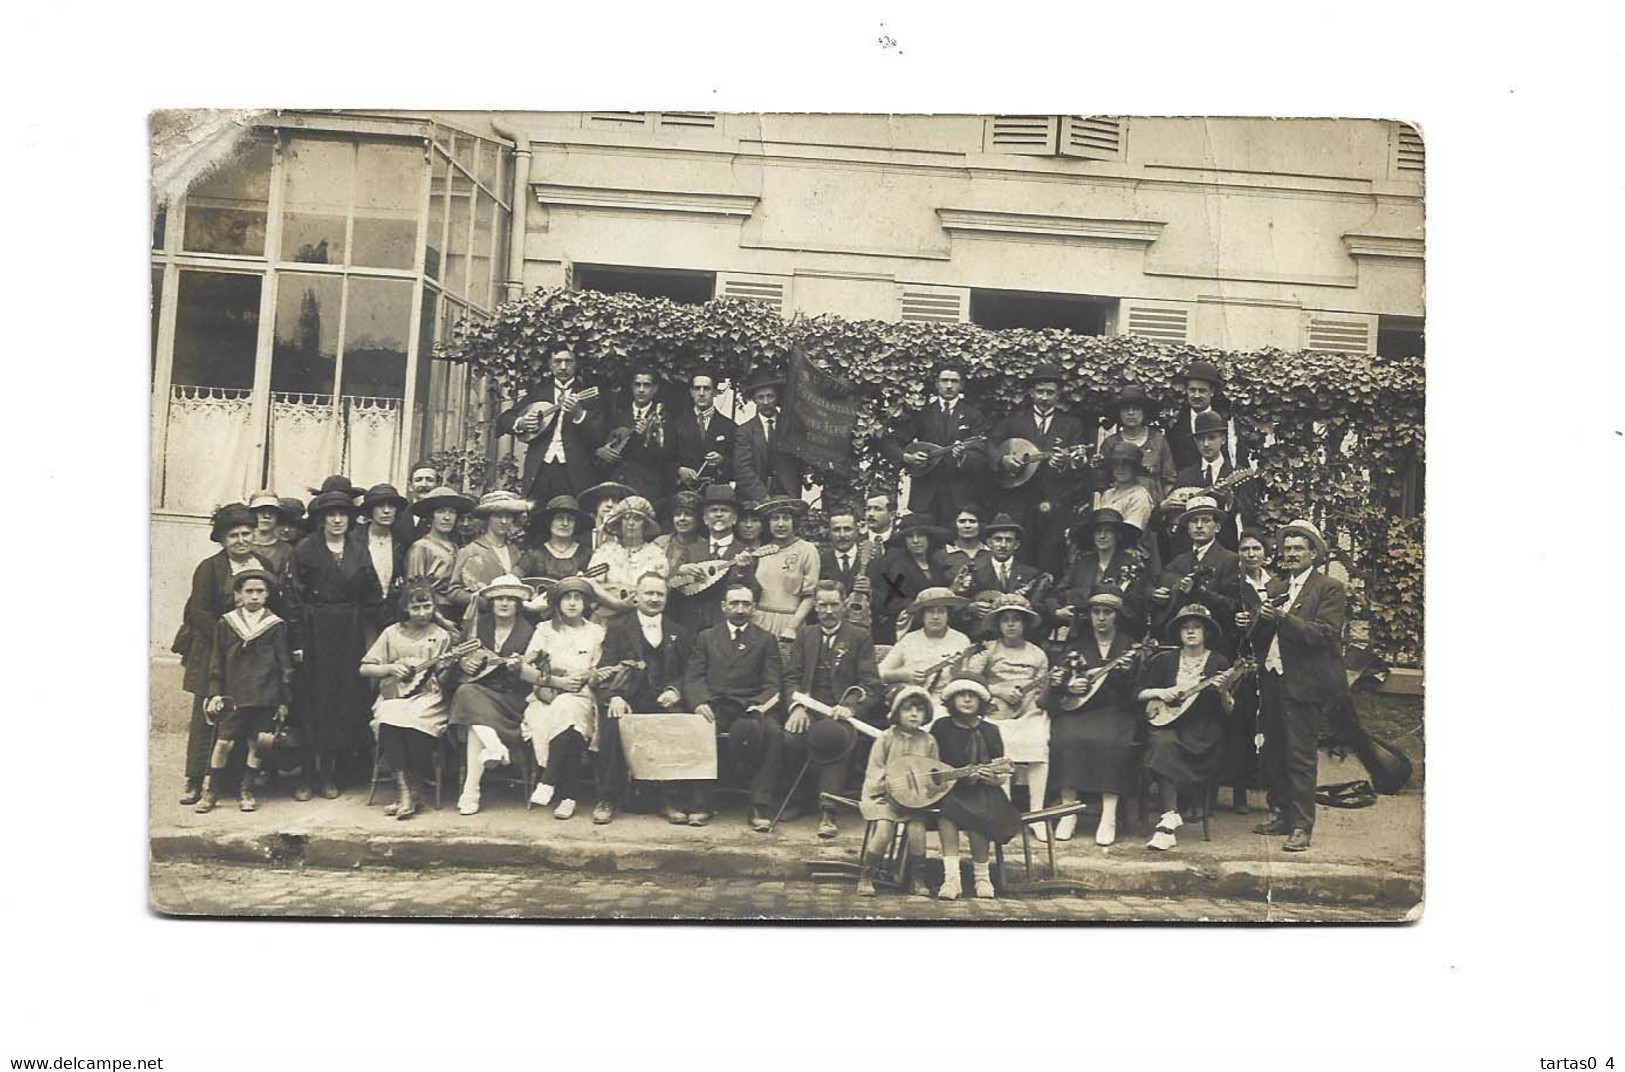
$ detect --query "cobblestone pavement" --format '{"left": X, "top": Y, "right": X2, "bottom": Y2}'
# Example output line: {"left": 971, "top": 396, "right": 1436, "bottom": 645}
{"left": 151, "top": 861, "right": 1404, "bottom": 923}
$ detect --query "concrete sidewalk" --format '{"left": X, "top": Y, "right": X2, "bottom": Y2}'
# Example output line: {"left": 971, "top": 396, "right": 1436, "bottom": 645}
{"left": 149, "top": 660, "right": 1424, "bottom": 914}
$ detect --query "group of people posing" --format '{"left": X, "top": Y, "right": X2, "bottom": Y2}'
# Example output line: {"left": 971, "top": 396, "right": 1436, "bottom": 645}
{"left": 173, "top": 349, "right": 1353, "bottom": 899}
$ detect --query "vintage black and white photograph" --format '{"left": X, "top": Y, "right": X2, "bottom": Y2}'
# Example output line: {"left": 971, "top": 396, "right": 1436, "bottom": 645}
{"left": 147, "top": 109, "right": 1426, "bottom": 923}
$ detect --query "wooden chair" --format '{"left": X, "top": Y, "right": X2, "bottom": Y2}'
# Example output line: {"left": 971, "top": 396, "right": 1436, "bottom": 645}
{"left": 447, "top": 725, "right": 537, "bottom": 808}
{"left": 814, "top": 792, "right": 1007, "bottom": 893}
{"left": 366, "top": 732, "right": 452, "bottom": 811}
{"left": 1136, "top": 772, "right": 1214, "bottom": 842}
{"left": 1016, "top": 800, "right": 1094, "bottom": 879}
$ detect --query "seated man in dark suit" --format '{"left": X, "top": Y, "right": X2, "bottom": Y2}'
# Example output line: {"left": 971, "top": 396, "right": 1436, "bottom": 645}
{"left": 782, "top": 580, "right": 883, "bottom": 838}
{"left": 682, "top": 579, "right": 789, "bottom": 832}
{"left": 597, "top": 571, "right": 694, "bottom": 826}
{"left": 1150, "top": 495, "right": 1242, "bottom": 649}
{"left": 1239, "top": 521, "right": 1351, "bottom": 854}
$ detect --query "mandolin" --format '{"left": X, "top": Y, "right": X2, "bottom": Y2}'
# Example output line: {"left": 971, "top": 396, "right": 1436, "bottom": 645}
{"left": 1058, "top": 637, "right": 1158, "bottom": 711}
{"left": 884, "top": 754, "right": 1015, "bottom": 810}
{"left": 841, "top": 538, "right": 878, "bottom": 629}
{"left": 903, "top": 436, "right": 987, "bottom": 476}
{"left": 672, "top": 543, "right": 787, "bottom": 597}
{"left": 398, "top": 639, "right": 482, "bottom": 698}
{"left": 1144, "top": 658, "right": 1255, "bottom": 727}
{"left": 913, "top": 640, "right": 988, "bottom": 693}
{"left": 993, "top": 438, "right": 1096, "bottom": 489}
{"left": 512, "top": 386, "right": 601, "bottom": 444}
{"left": 1164, "top": 466, "right": 1262, "bottom": 509}
{"left": 530, "top": 658, "right": 647, "bottom": 704}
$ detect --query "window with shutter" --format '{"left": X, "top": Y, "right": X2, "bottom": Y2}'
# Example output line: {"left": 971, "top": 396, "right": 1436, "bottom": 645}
{"left": 1303, "top": 313, "right": 1377, "bottom": 355}
{"left": 1119, "top": 300, "right": 1191, "bottom": 343}
{"left": 716, "top": 273, "right": 790, "bottom": 315}
{"left": 1392, "top": 123, "right": 1424, "bottom": 177}
{"left": 1061, "top": 116, "right": 1126, "bottom": 161}
{"left": 983, "top": 116, "right": 1060, "bottom": 155}
{"left": 897, "top": 285, "right": 970, "bottom": 323}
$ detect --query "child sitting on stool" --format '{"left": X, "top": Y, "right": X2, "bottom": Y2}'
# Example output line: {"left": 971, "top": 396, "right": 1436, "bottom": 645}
{"left": 197, "top": 569, "right": 294, "bottom": 814}
{"left": 857, "top": 685, "right": 940, "bottom": 898}
{"left": 932, "top": 673, "right": 1022, "bottom": 900}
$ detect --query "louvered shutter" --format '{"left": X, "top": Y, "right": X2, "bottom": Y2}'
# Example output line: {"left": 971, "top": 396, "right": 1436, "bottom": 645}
{"left": 584, "top": 112, "right": 652, "bottom": 130}
{"left": 656, "top": 113, "right": 719, "bottom": 130}
{"left": 1061, "top": 116, "right": 1126, "bottom": 161}
{"left": 896, "top": 285, "right": 970, "bottom": 323}
{"left": 1391, "top": 123, "right": 1424, "bottom": 177}
{"left": 1303, "top": 313, "right": 1377, "bottom": 355}
{"left": 716, "top": 273, "right": 790, "bottom": 315}
{"left": 1118, "top": 300, "right": 1192, "bottom": 343}
{"left": 983, "top": 116, "right": 1060, "bottom": 155}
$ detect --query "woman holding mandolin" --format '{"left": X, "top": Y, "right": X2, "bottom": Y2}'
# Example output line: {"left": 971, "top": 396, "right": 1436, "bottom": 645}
{"left": 1136, "top": 603, "right": 1244, "bottom": 851}
{"left": 522, "top": 576, "right": 607, "bottom": 820}
{"left": 963, "top": 592, "right": 1052, "bottom": 843}
{"left": 448, "top": 575, "right": 542, "bottom": 815}
{"left": 587, "top": 496, "right": 669, "bottom": 625}
{"left": 359, "top": 580, "right": 458, "bottom": 820}
{"left": 877, "top": 587, "right": 974, "bottom": 715}
{"left": 1047, "top": 587, "right": 1148, "bottom": 845}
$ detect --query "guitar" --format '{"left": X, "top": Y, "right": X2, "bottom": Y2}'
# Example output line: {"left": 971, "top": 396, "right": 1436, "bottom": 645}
{"left": 841, "top": 537, "right": 878, "bottom": 629}
{"left": 512, "top": 386, "right": 602, "bottom": 444}
{"left": 903, "top": 436, "right": 987, "bottom": 476}
{"left": 1164, "top": 466, "right": 1262, "bottom": 510}
{"left": 671, "top": 543, "right": 787, "bottom": 597}
{"left": 1144, "top": 658, "right": 1255, "bottom": 727}
{"left": 530, "top": 658, "right": 647, "bottom": 704}
{"left": 398, "top": 639, "right": 482, "bottom": 698}
{"left": 1057, "top": 637, "right": 1158, "bottom": 711}
{"left": 884, "top": 755, "right": 1016, "bottom": 810}
{"left": 788, "top": 690, "right": 883, "bottom": 740}
{"left": 993, "top": 438, "right": 1096, "bottom": 489}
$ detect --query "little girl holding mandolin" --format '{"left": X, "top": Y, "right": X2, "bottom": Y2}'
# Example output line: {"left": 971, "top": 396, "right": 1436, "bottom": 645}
{"left": 931, "top": 673, "right": 1022, "bottom": 900}
{"left": 856, "top": 686, "right": 941, "bottom": 898}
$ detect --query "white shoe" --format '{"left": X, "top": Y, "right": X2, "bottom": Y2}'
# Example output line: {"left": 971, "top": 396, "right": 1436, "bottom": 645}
{"left": 1095, "top": 813, "right": 1117, "bottom": 847}
{"left": 457, "top": 792, "right": 480, "bottom": 816}
{"left": 1028, "top": 821, "right": 1048, "bottom": 843}
{"left": 1146, "top": 810, "right": 1181, "bottom": 851}
{"left": 1054, "top": 814, "right": 1077, "bottom": 841}
{"left": 938, "top": 871, "right": 962, "bottom": 901}
{"left": 530, "top": 782, "right": 555, "bottom": 807}
{"left": 479, "top": 746, "right": 508, "bottom": 770}
{"left": 553, "top": 798, "right": 577, "bottom": 820}
{"left": 973, "top": 877, "right": 996, "bottom": 899}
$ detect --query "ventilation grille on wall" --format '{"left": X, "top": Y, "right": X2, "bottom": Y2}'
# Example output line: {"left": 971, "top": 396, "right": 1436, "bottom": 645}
{"left": 1395, "top": 125, "right": 1424, "bottom": 173}
{"left": 1306, "top": 316, "right": 1375, "bottom": 354}
{"left": 585, "top": 112, "right": 648, "bottom": 128}
{"left": 717, "top": 274, "right": 788, "bottom": 312}
{"left": 1063, "top": 116, "right": 1125, "bottom": 161}
{"left": 1124, "top": 303, "right": 1189, "bottom": 343}
{"left": 659, "top": 112, "right": 718, "bottom": 129}
{"left": 985, "top": 115, "right": 1060, "bottom": 155}
{"left": 898, "top": 287, "right": 969, "bottom": 323}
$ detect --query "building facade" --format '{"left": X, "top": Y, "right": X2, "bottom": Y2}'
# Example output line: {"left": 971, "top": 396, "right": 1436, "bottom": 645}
{"left": 150, "top": 111, "right": 1423, "bottom": 651}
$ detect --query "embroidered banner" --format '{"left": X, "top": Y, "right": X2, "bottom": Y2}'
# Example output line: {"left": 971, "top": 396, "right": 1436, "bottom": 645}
{"left": 778, "top": 347, "right": 859, "bottom": 474}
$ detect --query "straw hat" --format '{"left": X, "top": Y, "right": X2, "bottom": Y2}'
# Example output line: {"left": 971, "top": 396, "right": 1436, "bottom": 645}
{"left": 1175, "top": 494, "right": 1227, "bottom": 528}
{"left": 756, "top": 496, "right": 806, "bottom": 518}
{"left": 535, "top": 494, "right": 592, "bottom": 532}
{"left": 246, "top": 490, "right": 282, "bottom": 512}
{"left": 1165, "top": 603, "right": 1222, "bottom": 646}
{"left": 477, "top": 574, "right": 535, "bottom": 602}
{"left": 410, "top": 486, "right": 475, "bottom": 518}
{"left": 604, "top": 495, "right": 661, "bottom": 541}
{"left": 1276, "top": 519, "right": 1328, "bottom": 557}
{"left": 981, "top": 592, "right": 1042, "bottom": 635}
{"left": 471, "top": 490, "right": 533, "bottom": 517}
{"left": 907, "top": 586, "right": 970, "bottom": 614}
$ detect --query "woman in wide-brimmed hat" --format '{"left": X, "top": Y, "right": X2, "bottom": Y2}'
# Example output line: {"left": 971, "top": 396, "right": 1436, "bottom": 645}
{"left": 578, "top": 481, "right": 634, "bottom": 552}
{"left": 877, "top": 586, "right": 974, "bottom": 714}
{"left": 283, "top": 489, "right": 386, "bottom": 799}
{"left": 587, "top": 495, "right": 668, "bottom": 624}
{"left": 524, "top": 495, "right": 593, "bottom": 597}
{"left": 1058, "top": 506, "right": 1151, "bottom": 627}
{"left": 403, "top": 487, "right": 474, "bottom": 625}
{"left": 1136, "top": 602, "right": 1237, "bottom": 851}
{"left": 1098, "top": 384, "right": 1178, "bottom": 503}
{"left": 966, "top": 592, "right": 1052, "bottom": 842}
{"left": 448, "top": 491, "right": 534, "bottom": 625}
{"left": 173, "top": 503, "right": 280, "bottom": 807}
{"left": 520, "top": 574, "right": 606, "bottom": 820}
{"left": 1093, "top": 440, "right": 1163, "bottom": 577}
{"left": 750, "top": 497, "right": 820, "bottom": 642}
{"left": 654, "top": 489, "right": 705, "bottom": 569}
{"left": 1048, "top": 586, "right": 1149, "bottom": 845}
{"left": 447, "top": 574, "right": 541, "bottom": 814}
{"left": 245, "top": 490, "right": 296, "bottom": 574}
{"left": 870, "top": 512, "right": 954, "bottom": 645}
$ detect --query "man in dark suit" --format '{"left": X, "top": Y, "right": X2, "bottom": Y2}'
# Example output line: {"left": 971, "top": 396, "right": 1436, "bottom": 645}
{"left": 682, "top": 578, "right": 789, "bottom": 832}
{"left": 1163, "top": 410, "right": 1260, "bottom": 552}
{"left": 878, "top": 362, "right": 990, "bottom": 529}
{"left": 733, "top": 369, "right": 802, "bottom": 503}
{"left": 782, "top": 581, "right": 884, "bottom": 837}
{"left": 670, "top": 484, "right": 757, "bottom": 634}
{"left": 817, "top": 505, "right": 870, "bottom": 610}
{"left": 1242, "top": 521, "right": 1350, "bottom": 853}
{"left": 495, "top": 349, "right": 607, "bottom": 505}
{"left": 671, "top": 370, "right": 735, "bottom": 489}
{"left": 599, "top": 365, "right": 673, "bottom": 502}
{"left": 956, "top": 514, "right": 1054, "bottom": 630}
{"left": 1150, "top": 495, "right": 1242, "bottom": 647}
{"left": 1166, "top": 359, "right": 1245, "bottom": 473}
{"left": 598, "top": 572, "right": 695, "bottom": 825}
{"left": 987, "top": 362, "right": 1092, "bottom": 576}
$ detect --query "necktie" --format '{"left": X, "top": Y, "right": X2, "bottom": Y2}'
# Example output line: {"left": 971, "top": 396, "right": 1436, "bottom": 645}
{"left": 764, "top": 417, "right": 774, "bottom": 449}
{"left": 712, "top": 542, "right": 724, "bottom": 558}
{"left": 1205, "top": 463, "right": 1216, "bottom": 485}
{"left": 840, "top": 552, "right": 851, "bottom": 575}
{"left": 998, "top": 563, "right": 1009, "bottom": 589}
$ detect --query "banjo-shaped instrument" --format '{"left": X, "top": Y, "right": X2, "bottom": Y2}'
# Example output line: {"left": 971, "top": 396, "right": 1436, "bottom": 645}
{"left": 993, "top": 437, "right": 1095, "bottom": 489}
{"left": 1144, "top": 658, "right": 1255, "bottom": 727}
{"left": 1057, "top": 637, "right": 1158, "bottom": 711}
{"left": 671, "top": 543, "right": 787, "bottom": 597}
{"left": 884, "top": 754, "right": 1015, "bottom": 810}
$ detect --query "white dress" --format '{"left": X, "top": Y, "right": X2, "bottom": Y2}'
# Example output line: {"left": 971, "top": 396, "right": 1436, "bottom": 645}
{"left": 363, "top": 623, "right": 455, "bottom": 738}
{"left": 521, "top": 618, "right": 606, "bottom": 768}
{"left": 965, "top": 641, "right": 1051, "bottom": 763}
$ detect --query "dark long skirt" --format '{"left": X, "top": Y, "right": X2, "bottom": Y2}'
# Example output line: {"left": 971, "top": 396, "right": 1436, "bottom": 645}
{"left": 939, "top": 782, "right": 1022, "bottom": 843}
{"left": 1144, "top": 693, "right": 1226, "bottom": 787}
{"left": 1220, "top": 678, "right": 1263, "bottom": 789}
{"left": 300, "top": 603, "right": 371, "bottom": 753}
{"left": 1052, "top": 701, "right": 1142, "bottom": 795}
{"left": 447, "top": 682, "right": 528, "bottom": 754}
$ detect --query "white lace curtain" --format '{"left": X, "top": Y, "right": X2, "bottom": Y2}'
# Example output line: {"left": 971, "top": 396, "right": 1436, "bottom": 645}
{"left": 163, "top": 388, "right": 402, "bottom": 513}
